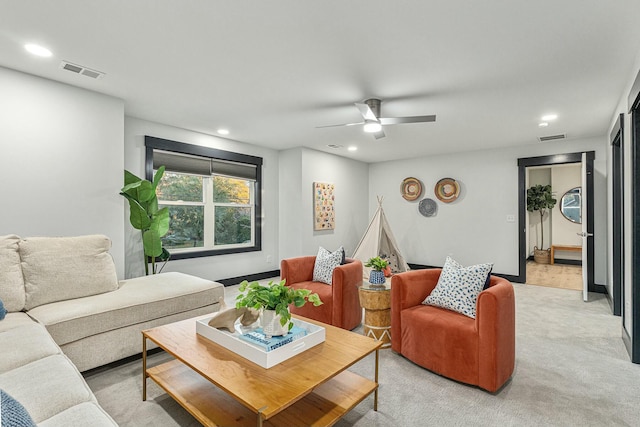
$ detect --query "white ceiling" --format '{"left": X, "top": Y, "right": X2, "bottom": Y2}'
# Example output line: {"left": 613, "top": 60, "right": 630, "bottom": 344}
{"left": 2, "top": 1, "right": 640, "bottom": 163}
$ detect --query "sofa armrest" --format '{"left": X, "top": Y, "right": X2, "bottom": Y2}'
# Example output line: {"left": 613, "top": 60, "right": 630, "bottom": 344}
{"left": 330, "top": 259, "right": 363, "bottom": 328}
{"left": 280, "top": 256, "right": 315, "bottom": 285}
{"left": 476, "top": 276, "right": 516, "bottom": 392}
{"left": 390, "top": 269, "right": 442, "bottom": 352}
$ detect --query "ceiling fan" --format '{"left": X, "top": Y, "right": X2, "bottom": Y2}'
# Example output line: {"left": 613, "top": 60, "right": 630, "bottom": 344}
{"left": 317, "top": 98, "right": 436, "bottom": 139}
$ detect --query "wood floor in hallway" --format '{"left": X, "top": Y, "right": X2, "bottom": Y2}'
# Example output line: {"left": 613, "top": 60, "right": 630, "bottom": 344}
{"left": 525, "top": 260, "right": 582, "bottom": 291}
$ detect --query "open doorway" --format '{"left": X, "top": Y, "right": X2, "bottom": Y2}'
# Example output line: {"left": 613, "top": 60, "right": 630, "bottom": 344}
{"left": 525, "top": 164, "right": 583, "bottom": 291}
{"left": 516, "top": 152, "right": 601, "bottom": 296}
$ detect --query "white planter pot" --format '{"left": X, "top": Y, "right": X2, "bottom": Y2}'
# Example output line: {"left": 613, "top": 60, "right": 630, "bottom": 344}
{"left": 260, "top": 309, "right": 290, "bottom": 338}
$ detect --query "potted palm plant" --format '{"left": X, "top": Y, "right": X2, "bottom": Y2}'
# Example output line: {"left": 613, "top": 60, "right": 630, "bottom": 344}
{"left": 365, "top": 256, "right": 388, "bottom": 284}
{"left": 235, "top": 280, "right": 322, "bottom": 336}
{"left": 527, "top": 184, "right": 557, "bottom": 264}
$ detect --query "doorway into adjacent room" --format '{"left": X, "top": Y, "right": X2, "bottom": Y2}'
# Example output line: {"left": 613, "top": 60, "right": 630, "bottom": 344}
{"left": 524, "top": 164, "right": 583, "bottom": 291}
{"left": 516, "top": 152, "right": 596, "bottom": 298}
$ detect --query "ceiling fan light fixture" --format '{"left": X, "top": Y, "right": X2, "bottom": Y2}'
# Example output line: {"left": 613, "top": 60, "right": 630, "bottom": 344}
{"left": 363, "top": 121, "right": 382, "bottom": 133}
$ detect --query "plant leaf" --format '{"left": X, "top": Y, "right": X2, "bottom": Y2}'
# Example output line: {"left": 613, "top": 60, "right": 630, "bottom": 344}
{"left": 150, "top": 207, "right": 170, "bottom": 237}
{"left": 142, "top": 229, "right": 163, "bottom": 258}
{"left": 153, "top": 166, "right": 165, "bottom": 189}
{"left": 127, "top": 199, "right": 151, "bottom": 230}
{"left": 124, "top": 170, "right": 142, "bottom": 186}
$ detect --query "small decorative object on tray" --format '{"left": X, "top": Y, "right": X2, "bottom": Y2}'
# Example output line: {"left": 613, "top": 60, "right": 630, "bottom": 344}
{"left": 239, "top": 326, "right": 307, "bottom": 352}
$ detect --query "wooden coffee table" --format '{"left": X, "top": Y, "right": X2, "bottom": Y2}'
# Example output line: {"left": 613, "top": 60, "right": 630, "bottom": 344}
{"left": 142, "top": 314, "right": 381, "bottom": 427}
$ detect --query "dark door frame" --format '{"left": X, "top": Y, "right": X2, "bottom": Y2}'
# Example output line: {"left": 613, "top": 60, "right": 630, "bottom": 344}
{"left": 611, "top": 114, "right": 624, "bottom": 317}
{"left": 627, "top": 75, "right": 640, "bottom": 363}
{"left": 516, "top": 152, "right": 600, "bottom": 294}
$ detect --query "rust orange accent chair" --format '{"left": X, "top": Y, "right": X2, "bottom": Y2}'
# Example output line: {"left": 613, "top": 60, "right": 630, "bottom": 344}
{"left": 391, "top": 269, "right": 515, "bottom": 392}
{"left": 280, "top": 257, "right": 363, "bottom": 330}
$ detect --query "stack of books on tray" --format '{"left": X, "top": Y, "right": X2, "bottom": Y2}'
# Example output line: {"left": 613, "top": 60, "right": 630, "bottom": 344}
{"left": 239, "top": 326, "right": 307, "bottom": 352}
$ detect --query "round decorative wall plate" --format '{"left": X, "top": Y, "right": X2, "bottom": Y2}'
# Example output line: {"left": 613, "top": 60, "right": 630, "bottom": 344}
{"left": 434, "top": 178, "right": 460, "bottom": 203}
{"left": 401, "top": 177, "right": 423, "bottom": 201}
{"left": 418, "top": 198, "right": 437, "bottom": 217}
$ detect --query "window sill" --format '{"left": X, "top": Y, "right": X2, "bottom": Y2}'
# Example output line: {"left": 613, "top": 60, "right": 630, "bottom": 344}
{"left": 166, "top": 245, "right": 261, "bottom": 260}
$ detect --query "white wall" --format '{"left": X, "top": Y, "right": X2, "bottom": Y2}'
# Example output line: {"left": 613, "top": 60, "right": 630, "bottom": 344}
{"left": 551, "top": 164, "right": 582, "bottom": 260}
{"left": 124, "top": 117, "right": 279, "bottom": 281}
{"left": 278, "top": 147, "right": 369, "bottom": 261}
{"left": 369, "top": 136, "right": 607, "bottom": 283}
{"left": 0, "top": 66, "right": 125, "bottom": 278}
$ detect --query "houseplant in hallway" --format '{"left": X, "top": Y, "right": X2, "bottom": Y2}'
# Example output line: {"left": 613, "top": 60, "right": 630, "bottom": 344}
{"left": 120, "top": 166, "right": 171, "bottom": 275}
{"left": 526, "top": 184, "right": 557, "bottom": 264}
{"left": 235, "top": 279, "right": 322, "bottom": 337}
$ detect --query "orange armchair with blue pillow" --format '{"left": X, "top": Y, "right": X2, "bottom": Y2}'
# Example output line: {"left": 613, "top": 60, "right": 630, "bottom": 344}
{"left": 391, "top": 267, "right": 515, "bottom": 392}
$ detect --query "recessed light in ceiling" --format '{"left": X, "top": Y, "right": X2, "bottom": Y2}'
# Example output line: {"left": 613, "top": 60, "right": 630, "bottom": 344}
{"left": 541, "top": 114, "right": 557, "bottom": 121}
{"left": 348, "top": 146, "right": 357, "bottom": 152}
{"left": 538, "top": 122, "right": 549, "bottom": 127}
{"left": 217, "top": 129, "right": 230, "bottom": 135}
{"left": 25, "top": 43, "right": 52, "bottom": 57}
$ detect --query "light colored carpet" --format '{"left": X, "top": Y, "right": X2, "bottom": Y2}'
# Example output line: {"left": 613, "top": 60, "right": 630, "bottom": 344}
{"left": 526, "top": 260, "right": 583, "bottom": 291}
{"left": 84, "top": 279, "right": 640, "bottom": 426}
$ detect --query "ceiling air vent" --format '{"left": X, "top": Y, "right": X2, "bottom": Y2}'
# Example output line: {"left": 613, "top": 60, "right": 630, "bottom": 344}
{"left": 60, "top": 61, "right": 105, "bottom": 79}
{"left": 538, "top": 133, "right": 566, "bottom": 142}
{"left": 327, "top": 144, "right": 343, "bottom": 149}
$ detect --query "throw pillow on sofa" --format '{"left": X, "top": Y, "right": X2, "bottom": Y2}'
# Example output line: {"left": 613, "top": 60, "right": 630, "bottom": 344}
{"left": 423, "top": 256, "right": 493, "bottom": 319}
{"left": 20, "top": 235, "right": 119, "bottom": 310}
{"left": 0, "top": 390, "right": 36, "bottom": 427}
{"left": 312, "top": 246, "right": 344, "bottom": 285}
{"left": 0, "top": 234, "right": 26, "bottom": 312}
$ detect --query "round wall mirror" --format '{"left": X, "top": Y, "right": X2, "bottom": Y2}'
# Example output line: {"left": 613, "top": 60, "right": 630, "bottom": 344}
{"left": 560, "top": 187, "right": 581, "bottom": 224}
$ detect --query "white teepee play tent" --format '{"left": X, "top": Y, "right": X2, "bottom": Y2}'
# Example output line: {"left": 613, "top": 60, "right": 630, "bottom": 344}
{"left": 352, "top": 196, "right": 410, "bottom": 279}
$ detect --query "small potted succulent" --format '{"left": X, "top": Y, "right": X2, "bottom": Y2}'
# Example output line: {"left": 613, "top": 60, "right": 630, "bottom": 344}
{"left": 365, "top": 256, "right": 388, "bottom": 285}
{"left": 235, "top": 279, "right": 322, "bottom": 336}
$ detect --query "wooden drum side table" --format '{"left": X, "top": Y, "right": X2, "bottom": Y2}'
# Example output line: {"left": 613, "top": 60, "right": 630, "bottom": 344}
{"left": 358, "top": 280, "right": 391, "bottom": 348}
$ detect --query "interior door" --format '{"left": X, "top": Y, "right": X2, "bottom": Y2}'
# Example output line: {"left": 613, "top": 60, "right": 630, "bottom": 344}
{"left": 580, "top": 152, "right": 590, "bottom": 301}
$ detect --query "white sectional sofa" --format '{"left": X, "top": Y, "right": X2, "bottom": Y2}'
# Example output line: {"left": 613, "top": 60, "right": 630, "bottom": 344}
{"left": 0, "top": 234, "right": 225, "bottom": 426}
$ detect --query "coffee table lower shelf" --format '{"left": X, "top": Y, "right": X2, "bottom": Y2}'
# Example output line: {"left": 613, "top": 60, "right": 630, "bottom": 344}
{"left": 146, "top": 359, "right": 377, "bottom": 427}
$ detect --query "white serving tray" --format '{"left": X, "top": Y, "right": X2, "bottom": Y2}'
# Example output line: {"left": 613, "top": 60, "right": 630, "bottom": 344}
{"left": 196, "top": 316, "right": 326, "bottom": 369}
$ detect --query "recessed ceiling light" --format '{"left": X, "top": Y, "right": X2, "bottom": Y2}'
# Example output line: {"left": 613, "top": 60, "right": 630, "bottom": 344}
{"left": 348, "top": 146, "right": 357, "bottom": 152}
{"left": 541, "top": 114, "right": 557, "bottom": 121}
{"left": 25, "top": 43, "right": 52, "bottom": 57}
{"left": 538, "top": 122, "right": 549, "bottom": 127}
{"left": 217, "top": 129, "right": 229, "bottom": 135}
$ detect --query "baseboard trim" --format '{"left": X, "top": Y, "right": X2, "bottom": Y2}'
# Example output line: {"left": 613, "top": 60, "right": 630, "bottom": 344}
{"left": 217, "top": 270, "right": 280, "bottom": 287}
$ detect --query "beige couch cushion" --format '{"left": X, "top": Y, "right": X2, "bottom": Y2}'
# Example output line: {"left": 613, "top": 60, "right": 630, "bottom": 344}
{"left": 20, "top": 235, "right": 118, "bottom": 310}
{"left": 0, "top": 323, "right": 61, "bottom": 373}
{"left": 0, "top": 355, "right": 95, "bottom": 423}
{"left": 0, "top": 234, "right": 25, "bottom": 312}
{"left": 27, "top": 272, "right": 224, "bottom": 346}
{"left": 38, "top": 402, "right": 117, "bottom": 427}
{"left": 0, "top": 312, "right": 34, "bottom": 333}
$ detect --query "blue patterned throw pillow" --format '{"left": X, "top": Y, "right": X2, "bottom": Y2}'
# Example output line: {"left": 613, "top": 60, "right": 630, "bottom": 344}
{"left": 0, "top": 299, "right": 6, "bottom": 321}
{"left": 1, "top": 390, "right": 37, "bottom": 427}
{"left": 423, "top": 256, "right": 493, "bottom": 319}
{"left": 313, "top": 246, "right": 344, "bottom": 285}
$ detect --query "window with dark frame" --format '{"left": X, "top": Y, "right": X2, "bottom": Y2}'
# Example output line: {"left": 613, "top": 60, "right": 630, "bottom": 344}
{"left": 145, "top": 136, "right": 262, "bottom": 260}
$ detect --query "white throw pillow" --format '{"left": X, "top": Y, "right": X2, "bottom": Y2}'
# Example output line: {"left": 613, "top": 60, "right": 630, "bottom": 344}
{"left": 21, "top": 235, "right": 119, "bottom": 310}
{"left": 0, "top": 235, "right": 26, "bottom": 312}
{"left": 312, "top": 246, "right": 344, "bottom": 285}
{"left": 423, "top": 256, "right": 493, "bottom": 319}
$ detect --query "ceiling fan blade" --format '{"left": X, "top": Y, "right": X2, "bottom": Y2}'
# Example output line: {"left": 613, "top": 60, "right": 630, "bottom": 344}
{"left": 373, "top": 129, "right": 386, "bottom": 139}
{"left": 316, "top": 122, "right": 364, "bottom": 129}
{"left": 379, "top": 115, "right": 436, "bottom": 125}
{"left": 355, "top": 103, "right": 379, "bottom": 122}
